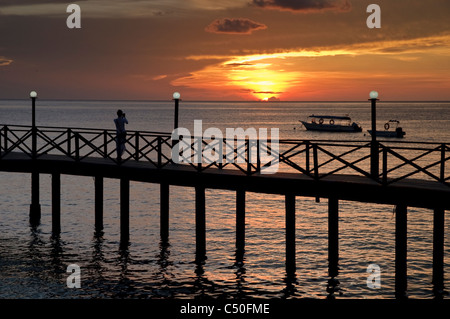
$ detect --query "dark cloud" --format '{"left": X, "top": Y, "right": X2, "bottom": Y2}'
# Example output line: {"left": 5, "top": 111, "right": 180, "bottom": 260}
{"left": 251, "top": 0, "right": 351, "bottom": 12}
{"left": 253, "top": 91, "right": 283, "bottom": 94}
{"left": 0, "top": 0, "right": 85, "bottom": 6}
{"left": 225, "top": 62, "right": 254, "bottom": 67}
{"left": 205, "top": 18, "right": 267, "bottom": 34}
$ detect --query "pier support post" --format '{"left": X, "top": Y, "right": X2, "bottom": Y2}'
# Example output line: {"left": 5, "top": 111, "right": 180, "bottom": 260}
{"left": 95, "top": 176, "right": 103, "bottom": 231}
{"left": 195, "top": 185, "right": 206, "bottom": 262}
{"left": 432, "top": 207, "right": 445, "bottom": 294}
{"left": 285, "top": 193, "right": 296, "bottom": 276}
{"left": 328, "top": 197, "right": 339, "bottom": 278}
{"left": 395, "top": 204, "right": 407, "bottom": 298}
{"left": 52, "top": 173, "right": 61, "bottom": 235}
{"left": 160, "top": 183, "right": 169, "bottom": 242}
{"left": 236, "top": 189, "right": 246, "bottom": 258}
{"left": 120, "top": 178, "right": 130, "bottom": 244}
{"left": 29, "top": 171, "right": 41, "bottom": 226}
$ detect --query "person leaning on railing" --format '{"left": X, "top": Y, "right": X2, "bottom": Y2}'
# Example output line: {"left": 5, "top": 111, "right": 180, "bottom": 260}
{"left": 114, "top": 109, "right": 128, "bottom": 161}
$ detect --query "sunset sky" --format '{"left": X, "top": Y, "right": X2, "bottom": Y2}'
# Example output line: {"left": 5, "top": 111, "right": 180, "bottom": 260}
{"left": 1, "top": 0, "right": 449, "bottom": 101}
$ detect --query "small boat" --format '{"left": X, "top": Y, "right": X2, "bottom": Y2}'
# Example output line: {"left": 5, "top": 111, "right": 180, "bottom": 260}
{"left": 300, "top": 115, "right": 362, "bottom": 132}
{"left": 368, "top": 120, "right": 406, "bottom": 138}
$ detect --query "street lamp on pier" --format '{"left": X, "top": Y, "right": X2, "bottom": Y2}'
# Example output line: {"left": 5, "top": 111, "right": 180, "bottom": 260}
{"left": 369, "top": 90, "right": 379, "bottom": 179}
{"left": 173, "top": 92, "right": 181, "bottom": 131}
{"left": 30, "top": 91, "right": 38, "bottom": 158}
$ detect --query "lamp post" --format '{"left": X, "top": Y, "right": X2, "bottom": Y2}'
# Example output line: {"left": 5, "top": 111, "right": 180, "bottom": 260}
{"left": 173, "top": 92, "right": 180, "bottom": 131}
{"left": 369, "top": 90, "right": 379, "bottom": 179}
{"left": 30, "top": 91, "right": 37, "bottom": 158}
{"left": 29, "top": 90, "right": 41, "bottom": 224}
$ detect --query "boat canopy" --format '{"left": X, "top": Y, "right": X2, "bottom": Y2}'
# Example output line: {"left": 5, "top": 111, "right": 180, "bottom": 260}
{"left": 308, "top": 115, "right": 351, "bottom": 120}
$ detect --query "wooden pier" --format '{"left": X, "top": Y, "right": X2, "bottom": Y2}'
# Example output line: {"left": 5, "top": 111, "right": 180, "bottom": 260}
{"left": 0, "top": 124, "right": 449, "bottom": 298}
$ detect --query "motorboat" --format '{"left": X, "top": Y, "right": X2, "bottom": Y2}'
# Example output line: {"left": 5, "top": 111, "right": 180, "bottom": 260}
{"left": 300, "top": 115, "right": 362, "bottom": 132}
{"left": 368, "top": 120, "right": 405, "bottom": 138}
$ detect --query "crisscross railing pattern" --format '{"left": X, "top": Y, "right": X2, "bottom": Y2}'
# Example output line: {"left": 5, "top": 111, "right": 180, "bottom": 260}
{"left": 0, "top": 124, "right": 449, "bottom": 187}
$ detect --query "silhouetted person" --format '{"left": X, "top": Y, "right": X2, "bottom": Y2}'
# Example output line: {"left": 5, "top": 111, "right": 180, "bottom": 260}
{"left": 114, "top": 109, "right": 128, "bottom": 161}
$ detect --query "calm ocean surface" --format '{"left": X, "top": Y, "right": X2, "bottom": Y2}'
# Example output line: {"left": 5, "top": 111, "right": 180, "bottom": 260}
{"left": 0, "top": 100, "right": 449, "bottom": 299}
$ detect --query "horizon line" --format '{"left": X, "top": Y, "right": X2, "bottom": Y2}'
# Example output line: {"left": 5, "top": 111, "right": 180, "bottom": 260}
{"left": 2, "top": 98, "right": 450, "bottom": 103}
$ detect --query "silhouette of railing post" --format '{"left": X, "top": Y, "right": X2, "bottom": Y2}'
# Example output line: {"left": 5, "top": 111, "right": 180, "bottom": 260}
{"left": 440, "top": 144, "right": 446, "bottom": 183}
{"left": 382, "top": 146, "right": 388, "bottom": 185}
{"left": 395, "top": 204, "right": 407, "bottom": 298}
{"left": 236, "top": 189, "right": 246, "bottom": 260}
{"left": 52, "top": 173, "right": 61, "bottom": 235}
{"left": 135, "top": 132, "right": 140, "bottom": 161}
{"left": 157, "top": 137, "right": 162, "bottom": 168}
{"left": 67, "top": 129, "right": 72, "bottom": 156}
{"left": 432, "top": 207, "right": 445, "bottom": 294}
{"left": 285, "top": 193, "right": 296, "bottom": 276}
{"left": 74, "top": 132, "right": 80, "bottom": 161}
{"left": 328, "top": 197, "right": 339, "bottom": 278}
{"left": 120, "top": 178, "right": 130, "bottom": 244}
{"left": 1, "top": 126, "right": 7, "bottom": 152}
{"left": 95, "top": 176, "right": 104, "bottom": 231}
{"left": 160, "top": 183, "right": 170, "bottom": 242}
{"left": 313, "top": 144, "right": 319, "bottom": 179}
{"left": 103, "top": 130, "right": 108, "bottom": 158}
{"left": 256, "top": 139, "right": 261, "bottom": 172}
{"left": 195, "top": 185, "right": 206, "bottom": 262}
{"left": 305, "top": 141, "right": 310, "bottom": 173}
{"left": 246, "top": 139, "right": 251, "bottom": 174}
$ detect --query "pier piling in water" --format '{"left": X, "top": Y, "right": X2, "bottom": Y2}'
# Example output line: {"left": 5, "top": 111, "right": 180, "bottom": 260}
{"left": 52, "top": 173, "right": 61, "bottom": 235}
{"left": 285, "top": 194, "right": 296, "bottom": 276}
{"left": 236, "top": 189, "right": 246, "bottom": 255}
{"left": 328, "top": 197, "right": 339, "bottom": 278}
{"left": 120, "top": 178, "right": 130, "bottom": 244}
{"left": 29, "top": 171, "right": 41, "bottom": 226}
{"left": 433, "top": 207, "right": 445, "bottom": 293}
{"left": 95, "top": 176, "right": 104, "bottom": 231}
{"left": 395, "top": 204, "right": 407, "bottom": 298}
{"left": 195, "top": 185, "right": 206, "bottom": 262}
{"left": 160, "top": 183, "right": 169, "bottom": 242}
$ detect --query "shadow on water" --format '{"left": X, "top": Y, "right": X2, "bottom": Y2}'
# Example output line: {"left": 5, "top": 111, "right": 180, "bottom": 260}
{"left": 233, "top": 248, "right": 247, "bottom": 298}
{"left": 26, "top": 225, "right": 47, "bottom": 279}
{"left": 326, "top": 259, "right": 341, "bottom": 299}
{"left": 89, "top": 230, "right": 107, "bottom": 287}
{"left": 49, "top": 234, "right": 65, "bottom": 281}
{"left": 282, "top": 272, "right": 298, "bottom": 298}
{"left": 157, "top": 240, "right": 172, "bottom": 278}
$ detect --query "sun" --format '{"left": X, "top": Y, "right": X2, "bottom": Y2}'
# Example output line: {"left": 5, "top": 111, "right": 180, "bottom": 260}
{"left": 262, "top": 97, "right": 269, "bottom": 102}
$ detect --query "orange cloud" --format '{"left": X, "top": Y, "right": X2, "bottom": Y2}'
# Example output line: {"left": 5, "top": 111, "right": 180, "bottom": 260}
{"left": 0, "top": 57, "right": 13, "bottom": 67}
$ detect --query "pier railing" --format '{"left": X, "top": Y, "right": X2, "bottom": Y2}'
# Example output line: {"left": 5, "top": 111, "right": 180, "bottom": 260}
{"left": 0, "top": 124, "right": 449, "bottom": 187}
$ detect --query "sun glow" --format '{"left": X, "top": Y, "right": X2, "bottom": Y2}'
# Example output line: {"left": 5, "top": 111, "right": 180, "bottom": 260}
{"left": 172, "top": 34, "right": 450, "bottom": 100}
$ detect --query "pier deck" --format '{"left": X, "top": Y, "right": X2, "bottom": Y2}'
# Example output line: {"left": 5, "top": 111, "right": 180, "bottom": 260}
{"left": 1, "top": 152, "right": 448, "bottom": 209}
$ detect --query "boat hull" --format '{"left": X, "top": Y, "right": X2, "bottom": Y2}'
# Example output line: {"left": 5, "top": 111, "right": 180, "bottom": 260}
{"left": 301, "top": 121, "right": 362, "bottom": 132}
